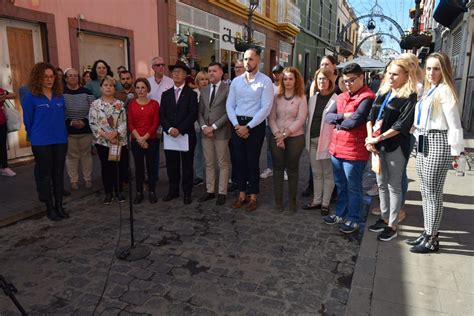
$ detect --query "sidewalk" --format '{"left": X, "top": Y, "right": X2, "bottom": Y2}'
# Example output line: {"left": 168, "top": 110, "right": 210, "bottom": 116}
{"left": 346, "top": 146, "right": 474, "bottom": 315}
{"left": 0, "top": 156, "right": 103, "bottom": 227}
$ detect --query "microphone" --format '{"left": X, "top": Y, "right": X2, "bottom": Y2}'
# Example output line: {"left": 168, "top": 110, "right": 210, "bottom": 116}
{"left": 124, "top": 93, "right": 135, "bottom": 109}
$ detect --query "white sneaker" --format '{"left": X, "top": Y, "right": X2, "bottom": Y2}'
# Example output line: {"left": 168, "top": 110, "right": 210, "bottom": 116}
{"left": 260, "top": 168, "right": 273, "bottom": 179}
{"left": 284, "top": 171, "right": 288, "bottom": 181}
{"left": 0, "top": 168, "right": 16, "bottom": 177}
{"left": 366, "top": 184, "right": 379, "bottom": 196}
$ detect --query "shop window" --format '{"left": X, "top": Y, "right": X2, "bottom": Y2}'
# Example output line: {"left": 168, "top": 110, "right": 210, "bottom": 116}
{"left": 177, "top": 24, "right": 219, "bottom": 71}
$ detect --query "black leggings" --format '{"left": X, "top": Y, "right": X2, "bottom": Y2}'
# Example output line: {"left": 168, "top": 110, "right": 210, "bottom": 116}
{"left": 95, "top": 144, "right": 127, "bottom": 194}
{"left": 32, "top": 143, "right": 67, "bottom": 205}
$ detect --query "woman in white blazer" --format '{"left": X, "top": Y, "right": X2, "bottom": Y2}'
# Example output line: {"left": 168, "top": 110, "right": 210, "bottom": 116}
{"left": 303, "top": 68, "right": 337, "bottom": 215}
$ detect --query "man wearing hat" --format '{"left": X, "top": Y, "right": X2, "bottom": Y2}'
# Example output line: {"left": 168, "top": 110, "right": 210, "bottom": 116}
{"left": 160, "top": 61, "right": 198, "bottom": 204}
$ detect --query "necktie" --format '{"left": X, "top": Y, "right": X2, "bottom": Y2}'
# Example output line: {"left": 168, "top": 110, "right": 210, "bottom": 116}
{"left": 175, "top": 88, "right": 181, "bottom": 101}
{"left": 210, "top": 84, "right": 216, "bottom": 106}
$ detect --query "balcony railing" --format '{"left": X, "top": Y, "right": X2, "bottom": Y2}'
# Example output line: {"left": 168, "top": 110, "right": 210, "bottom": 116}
{"left": 278, "top": 0, "right": 301, "bottom": 27}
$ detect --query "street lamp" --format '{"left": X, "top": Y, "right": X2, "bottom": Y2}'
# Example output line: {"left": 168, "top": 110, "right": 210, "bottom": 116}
{"left": 235, "top": 0, "right": 262, "bottom": 53}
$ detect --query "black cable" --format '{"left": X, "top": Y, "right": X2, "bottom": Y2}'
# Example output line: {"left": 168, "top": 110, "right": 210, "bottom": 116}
{"left": 92, "top": 155, "right": 124, "bottom": 315}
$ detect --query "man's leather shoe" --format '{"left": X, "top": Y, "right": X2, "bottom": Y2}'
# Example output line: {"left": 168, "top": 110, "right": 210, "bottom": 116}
{"left": 246, "top": 199, "right": 257, "bottom": 212}
{"left": 183, "top": 195, "right": 192, "bottom": 205}
{"left": 162, "top": 193, "right": 179, "bottom": 202}
{"left": 149, "top": 192, "right": 157, "bottom": 204}
{"left": 216, "top": 194, "right": 226, "bottom": 206}
{"left": 232, "top": 196, "right": 248, "bottom": 209}
{"left": 198, "top": 192, "right": 215, "bottom": 202}
{"left": 134, "top": 192, "right": 144, "bottom": 204}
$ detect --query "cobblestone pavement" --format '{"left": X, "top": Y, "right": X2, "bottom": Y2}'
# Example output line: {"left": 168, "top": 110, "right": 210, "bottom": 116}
{"left": 0, "top": 160, "right": 361, "bottom": 315}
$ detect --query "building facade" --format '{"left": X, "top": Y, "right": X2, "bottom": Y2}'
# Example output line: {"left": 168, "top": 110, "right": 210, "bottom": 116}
{"left": 293, "top": 0, "right": 338, "bottom": 84}
{"left": 0, "top": 0, "right": 169, "bottom": 160}
{"left": 174, "top": 0, "right": 300, "bottom": 77}
{"left": 336, "top": 0, "right": 359, "bottom": 62}
{"left": 432, "top": 0, "right": 474, "bottom": 132}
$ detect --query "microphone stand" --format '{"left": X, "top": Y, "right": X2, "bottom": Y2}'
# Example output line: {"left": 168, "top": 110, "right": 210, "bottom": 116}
{"left": 115, "top": 93, "right": 151, "bottom": 261}
{"left": 0, "top": 275, "right": 28, "bottom": 315}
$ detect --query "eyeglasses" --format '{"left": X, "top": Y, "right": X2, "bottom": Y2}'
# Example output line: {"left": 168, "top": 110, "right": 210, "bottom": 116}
{"left": 152, "top": 63, "right": 165, "bottom": 67}
{"left": 343, "top": 76, "right": 359, "bottom": 85}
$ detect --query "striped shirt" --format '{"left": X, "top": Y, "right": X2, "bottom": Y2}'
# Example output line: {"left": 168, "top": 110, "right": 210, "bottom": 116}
{"left": 63, "top": 86, "right": 95, "bottom": 134}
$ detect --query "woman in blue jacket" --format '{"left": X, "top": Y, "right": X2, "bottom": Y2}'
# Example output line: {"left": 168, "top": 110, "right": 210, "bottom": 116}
{"left": 23, "top": 62, "right": 69, "bottom": 221}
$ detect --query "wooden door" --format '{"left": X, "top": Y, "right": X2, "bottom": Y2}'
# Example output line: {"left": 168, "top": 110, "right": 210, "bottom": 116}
{"left": 7, "top": 26, "right": 35, "bottom": 149}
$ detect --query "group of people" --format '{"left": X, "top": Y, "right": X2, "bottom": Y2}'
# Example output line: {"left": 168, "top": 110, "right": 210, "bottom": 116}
{"left": 5, "top": 47, "right": 464, "bottom": 254}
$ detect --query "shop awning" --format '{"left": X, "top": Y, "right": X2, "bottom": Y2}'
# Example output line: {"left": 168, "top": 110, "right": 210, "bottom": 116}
{"left": 433, "top": 0, "right": 468, "bottom": 28}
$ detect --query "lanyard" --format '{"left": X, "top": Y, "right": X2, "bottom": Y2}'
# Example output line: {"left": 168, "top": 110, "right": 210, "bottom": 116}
{"left": 416, "top": 86, "right": 437, "bottom": 126}
{"left": 376, "top": 92, "right": 391, "bottom": 121}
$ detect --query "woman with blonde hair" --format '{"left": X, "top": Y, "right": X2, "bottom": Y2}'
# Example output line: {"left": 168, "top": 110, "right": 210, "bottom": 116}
{"left": 269, "top": 67, "right": 308, "bottom": 212}
{"left": 365, "top": 56, "right": 417, "bottom": 241}
{"left": 406, "top": 52, "right": 464, "bottom": 253}
{"left": 302, "top": 68, "right": 337, "bottom": 215}
{"left": 193, "top": 70, "right": 209, "bottom": 185}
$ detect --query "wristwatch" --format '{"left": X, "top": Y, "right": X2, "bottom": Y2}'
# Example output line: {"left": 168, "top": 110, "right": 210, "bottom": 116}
{"left": 246, "top": 125, "right": 251, "bottom": 131}
{"left": 380, "top": 134, "right": 386, "bottom": 141}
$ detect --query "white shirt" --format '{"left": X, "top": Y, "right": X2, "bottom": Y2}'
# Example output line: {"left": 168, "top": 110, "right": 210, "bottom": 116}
{"left": 147, "top": 75, "right": 174, "bottom": 104}
{"left": 414, "top": 84, "right": 464, "bottom": 155}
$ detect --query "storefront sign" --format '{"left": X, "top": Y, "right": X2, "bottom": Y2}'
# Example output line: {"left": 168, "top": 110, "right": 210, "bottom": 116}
{"left": 220, "top": 20, "right": 244, "bottom": 52}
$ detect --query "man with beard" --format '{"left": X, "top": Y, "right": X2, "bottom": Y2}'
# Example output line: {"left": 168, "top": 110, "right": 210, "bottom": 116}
{"left": 226, "top": 48, "right": 274, "bottom": 212}
{"left": 114, "top": 70, "right": 138, "bottom": 102}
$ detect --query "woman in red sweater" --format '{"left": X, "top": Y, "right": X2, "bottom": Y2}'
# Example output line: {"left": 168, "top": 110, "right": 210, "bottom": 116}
{"left": 128, "top": 78, "right": 160, "bottom": 204}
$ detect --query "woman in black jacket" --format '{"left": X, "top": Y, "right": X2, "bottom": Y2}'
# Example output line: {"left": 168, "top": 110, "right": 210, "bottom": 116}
{"left": 365, "top": 57, "right": 418, "bottom": 242}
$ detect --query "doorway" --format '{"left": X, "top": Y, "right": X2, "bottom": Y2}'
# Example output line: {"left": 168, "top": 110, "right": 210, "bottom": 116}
{"left": 0, "top": 18, "right": 44, "bottom": 159}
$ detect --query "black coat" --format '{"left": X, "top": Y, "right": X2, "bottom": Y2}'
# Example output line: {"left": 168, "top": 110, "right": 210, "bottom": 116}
{"left": 369, "top": 92, "right": 417, "bottom": 159}
{"left": 160, "top": 85, "right": 198, "bottom": 146}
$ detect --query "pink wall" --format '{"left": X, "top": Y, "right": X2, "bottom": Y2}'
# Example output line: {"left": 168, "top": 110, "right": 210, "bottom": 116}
{"left": 14, "top": 0, "right": 160, "bottom": 77}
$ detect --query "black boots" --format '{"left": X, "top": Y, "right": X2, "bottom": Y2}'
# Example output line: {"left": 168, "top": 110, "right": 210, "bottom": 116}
{"left": 405, "top": 231, "right": 427, "bottom": 246}
{"left": 410, "top": 234, "right": 439, "bottom": 254}
{"left": 46, "top": 203, "right": 61, "bottom": 221}
{"left": 55, "top": 197, "right": 69, "bottom": 219}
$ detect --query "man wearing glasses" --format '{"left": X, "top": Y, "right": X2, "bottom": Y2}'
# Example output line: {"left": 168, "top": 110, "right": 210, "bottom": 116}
{"left": 147, "top": 57, "right": 174, "bottom": 182}
{"left": 323, "top": 63, "right": 375, "bottom": 234}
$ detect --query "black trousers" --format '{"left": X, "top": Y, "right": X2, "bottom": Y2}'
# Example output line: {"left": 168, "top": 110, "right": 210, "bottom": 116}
{"left": 132, "top": 139, "right": 158, "bottom": 193}
{"left": 231, "top": 118, "right": 266, "bottom": 194}
{"left": 229, "top": 138, "right": 237, "bottom": 184}
{"left": 0, "top": 123, "right": 7, "bottom": 168}
{"left": 96, "top": 144, "right": 127, "bottom": 194}
{"left": 31, "top": 143, "right": 67, "bottom": 205}
{"left": 164, "top": 141, "right": 195, "bottom": 197}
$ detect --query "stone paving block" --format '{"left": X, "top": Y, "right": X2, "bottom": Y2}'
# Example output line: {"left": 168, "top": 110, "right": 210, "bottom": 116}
{"left": 344, "top": 287, "right": 371, "bottom": 316}
{"left": 120, "top": 290, "right": 154, "bottom": 306}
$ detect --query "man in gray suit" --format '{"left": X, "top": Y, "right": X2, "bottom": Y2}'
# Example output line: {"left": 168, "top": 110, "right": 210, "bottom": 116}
{"left": 197, "top": 62, "right": 231, "bottom": 205}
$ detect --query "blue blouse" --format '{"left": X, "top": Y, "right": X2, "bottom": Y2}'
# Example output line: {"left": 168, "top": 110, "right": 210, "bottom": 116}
{"left": 22, "top": 92, "right": 68, "bottom": 146}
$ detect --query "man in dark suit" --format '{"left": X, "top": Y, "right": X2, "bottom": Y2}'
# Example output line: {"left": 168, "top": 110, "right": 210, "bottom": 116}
{"left": 160, "top": 61, "right": 198, "bottom": 204}
{"left": 197, "top": 62, "right": 231, "bottom": 206}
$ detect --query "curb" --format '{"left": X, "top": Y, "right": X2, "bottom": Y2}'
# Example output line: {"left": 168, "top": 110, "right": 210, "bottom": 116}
{"left": 0, "top": 187, "right": 102, "bottom": 227}
{"left": 344, "top": 214, "right": 379, "bottom": 316}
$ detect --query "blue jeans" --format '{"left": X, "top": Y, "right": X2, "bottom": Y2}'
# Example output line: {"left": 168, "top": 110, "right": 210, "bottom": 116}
{"left": 401, "top": 135, "right": 416, "bottom": 206}
{"left": 331, "top": 156, "right": 367, "bottom": 223}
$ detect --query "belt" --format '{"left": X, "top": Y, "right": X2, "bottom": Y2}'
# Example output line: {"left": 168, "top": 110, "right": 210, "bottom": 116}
{"left": 237, "top": 115, "right": 253, "bottom": 120}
